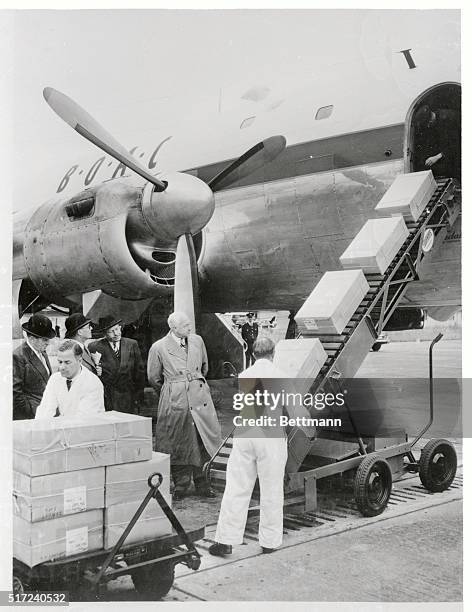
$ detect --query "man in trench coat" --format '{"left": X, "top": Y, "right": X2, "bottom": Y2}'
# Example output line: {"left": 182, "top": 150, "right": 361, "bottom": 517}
{"left": 147, "top": 312, "right": 222, "bottom": 499}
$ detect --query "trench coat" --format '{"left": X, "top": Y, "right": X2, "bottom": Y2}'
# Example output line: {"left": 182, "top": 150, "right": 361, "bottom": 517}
{"left": 147, "top": 332, "right": 222, "bottom": 466}
{"left": 89, "top": 337, "right": 144, "bottom": 413}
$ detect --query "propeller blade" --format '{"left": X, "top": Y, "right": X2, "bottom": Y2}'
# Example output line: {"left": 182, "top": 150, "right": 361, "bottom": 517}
{"left": 174, "top": 234, "right": 199, "bottom": 333}
{"left": 208, "top": 135, "right": 286, "bottom": 192}
{"left": 43, "top": 87, "right": 167, "bottom": 191}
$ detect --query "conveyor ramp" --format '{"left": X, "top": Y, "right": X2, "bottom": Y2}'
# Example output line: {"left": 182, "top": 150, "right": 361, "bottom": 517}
{"left": 207, "top": 177, "right": 460, "bottom": 495}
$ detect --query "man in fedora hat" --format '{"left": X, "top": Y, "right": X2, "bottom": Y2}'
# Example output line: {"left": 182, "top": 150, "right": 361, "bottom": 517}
{"left": 89, "top": 315, "right": 144, "bottom": 414}
{"left": 13, "top": 313, "right": 55, "bottom": 419}
{"left": 64, "top": 313, "right": 101, "bottom": 376}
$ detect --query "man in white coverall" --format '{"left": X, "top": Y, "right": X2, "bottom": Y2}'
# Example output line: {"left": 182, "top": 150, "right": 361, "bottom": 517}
{"left": 209, "top": 336, "right": 289, "bottom": 556}
{"left": 35, "top": 340, "right": 105, "bottom": 419}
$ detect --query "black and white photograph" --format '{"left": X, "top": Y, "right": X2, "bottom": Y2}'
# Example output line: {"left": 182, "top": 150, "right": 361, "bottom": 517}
{"left": 0, "top": 5, "right": 466, "bottom": 609}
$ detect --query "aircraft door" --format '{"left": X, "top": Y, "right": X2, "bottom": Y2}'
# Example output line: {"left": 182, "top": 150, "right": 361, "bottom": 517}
{"left": 407, "top": 83, "right": 461, "bottom": 182}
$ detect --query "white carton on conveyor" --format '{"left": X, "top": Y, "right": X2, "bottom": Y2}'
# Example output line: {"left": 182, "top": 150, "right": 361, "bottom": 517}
{"left": 274, "top": 339, "right": 327, "bottom": 380}
{"left": 375, "top": 170, "right": 437, "bottom": 222}
{"left": 295, "top": 270, "right": 369, "bottom": 335}
{"left": 339, "top": 217, "right": 409, "bottom": 275}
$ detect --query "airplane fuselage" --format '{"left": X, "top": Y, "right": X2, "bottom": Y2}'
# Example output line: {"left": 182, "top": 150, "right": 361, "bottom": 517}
{"left": 13, "top": 17, "right": 461, "bottom": 321}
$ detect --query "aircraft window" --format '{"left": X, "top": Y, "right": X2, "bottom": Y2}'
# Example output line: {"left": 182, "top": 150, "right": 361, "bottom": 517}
{"left": 240, "top": 116, "right": 256, "bottom": 129}
{"left": 315, "top": 105, "right": 333, "bottom": 120}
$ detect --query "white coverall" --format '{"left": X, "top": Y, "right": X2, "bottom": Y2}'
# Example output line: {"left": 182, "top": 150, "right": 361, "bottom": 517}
{"left": 215, "top": 358, "right": 288, "bottom": 549}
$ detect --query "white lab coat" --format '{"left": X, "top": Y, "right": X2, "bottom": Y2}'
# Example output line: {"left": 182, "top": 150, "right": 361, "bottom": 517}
{"left": 215, "top": 358, "right": 289, "bottom": 549}
{"left": 35, "top": 366, "right": 105, "bottom": 419}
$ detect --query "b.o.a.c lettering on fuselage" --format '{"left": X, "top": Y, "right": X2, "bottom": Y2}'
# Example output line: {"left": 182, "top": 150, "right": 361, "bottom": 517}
{"left": 56, "top": 136, "right": 173, "bottom": 194}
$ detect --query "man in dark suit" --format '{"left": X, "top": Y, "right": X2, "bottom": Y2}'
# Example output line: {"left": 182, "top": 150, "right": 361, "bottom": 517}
{"left": 241, "top": 312, "right": 259, "bottom": 368}
{"left": 89, "top": 316, "right": 145, "bottom": 414}
{"left": 414, "top": 104, "right": 461, "bottom": 181}
{"left": 13, "top": 313, "right": 55, "bottom": 420}
{"left": 64, "top": 313, "right": 101, "bottom": 376}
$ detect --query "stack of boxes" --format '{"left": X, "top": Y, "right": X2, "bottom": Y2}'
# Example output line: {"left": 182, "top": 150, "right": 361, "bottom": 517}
{"left": 104, "top": 452, "right": 171, "bottom": 549}
{"left": 13, "top": 411, "right": 172, "bottom": 567}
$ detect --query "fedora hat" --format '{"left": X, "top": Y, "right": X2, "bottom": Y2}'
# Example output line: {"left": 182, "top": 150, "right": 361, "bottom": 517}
{"left": 65, "top": 313, "right": 91, "bottom": 338}
{"left": 22, "top": 314, "right": 56, "bottom": 339}
{"left": 98, "top": 316, "right": 122, "bottom": 333}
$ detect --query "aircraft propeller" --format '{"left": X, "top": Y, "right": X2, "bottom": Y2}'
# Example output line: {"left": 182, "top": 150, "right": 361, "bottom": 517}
{"left": 44, "top": 87, "right": 286, "bottom": 332}
{"left": 43, "top": 87, "right": 168, "bottom": 192}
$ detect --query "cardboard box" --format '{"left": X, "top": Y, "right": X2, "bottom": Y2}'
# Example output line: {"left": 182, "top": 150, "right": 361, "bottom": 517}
{"left": 105, "top": 452, "right": 171, "bottom": 507}
{"left": 339, "top": 217, "right": 409, "bottom": 275}
{"left": 295, "top": 270, "right": 369, "bottom": 334}
{"left": 375, "top": 170, "right": 437, "bottom": 222}
{"left": 274, "top": 339, "right": 327, "bottom": 380}
{"left": 13, "top": 467, "right": 105, "bottom": 522}
{"left": 105, "top": 411, "right": 153, "bottom": 465}
{"left": 13, "top": 412, "right": 152, "bottom": 477}
{"left": 104, "top": 500, "right": 172, "bottom": 549}
{"left": 13, "top": 510, "right": 103, "bottom": 567}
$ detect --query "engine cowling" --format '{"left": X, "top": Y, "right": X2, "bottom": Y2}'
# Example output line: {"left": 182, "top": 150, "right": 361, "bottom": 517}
{"left": 23, "top": 181, "right": 171, "bottom": 302}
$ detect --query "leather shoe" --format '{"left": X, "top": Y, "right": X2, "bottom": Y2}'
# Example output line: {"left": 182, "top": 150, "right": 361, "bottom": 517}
{"left": 173, "top": 490, "right": 186, "bottom": 501}
{"left": 209, "top": 542, "right": 232, "bottom": 557}
{"left": 196, "top": 488, "right": 217, "bottom": 498}
{"left": 261, "top": 547, "right": 276, "bottom": 554}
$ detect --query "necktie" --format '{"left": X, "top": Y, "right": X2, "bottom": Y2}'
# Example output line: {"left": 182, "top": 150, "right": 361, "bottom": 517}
{"left": 113, "top": 342, "right": 120, "bottom": 357}
{"left": 40, "top": 353, "right": 48, "bottom": 372}
{"left": 66, "top": 379, "right": 72, "bottom": 391}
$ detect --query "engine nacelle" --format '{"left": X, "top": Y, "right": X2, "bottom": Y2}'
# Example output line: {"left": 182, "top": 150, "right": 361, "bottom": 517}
{"left": 23, "top": 182, "right": 170, "bottom": 301}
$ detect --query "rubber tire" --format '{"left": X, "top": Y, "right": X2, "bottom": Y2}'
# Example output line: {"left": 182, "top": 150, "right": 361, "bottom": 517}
{"left": 131, "top": 562, "right": 175, "bottom": 600}
{"left": 419, "top": 438, "right": 457, "bottom": 492}
{"left": 12, "top": 574, "right": 30, "bottom": 594}
{"left": 354, "top": 454, "right": 392, "bottom": 517}
{"left": 371, "top": 343, "right": 382, "bottom": 352}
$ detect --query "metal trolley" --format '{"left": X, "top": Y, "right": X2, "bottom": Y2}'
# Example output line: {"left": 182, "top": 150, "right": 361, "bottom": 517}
{"left": 13, "top": 473, "right": 204, "bottom": 601}
{"left": 207, "top": 334, "right": 458, "bottom": 517}
{"left": 287, "top": 333, "right": 458, "bottom": 516}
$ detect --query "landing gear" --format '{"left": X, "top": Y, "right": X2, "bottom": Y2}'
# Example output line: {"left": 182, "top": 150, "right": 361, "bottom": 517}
{"left": 419, "top": 438, "right": 457, "bottom": 492}
{"left": 354, "top": 454, "right": 392, "bottom": 517}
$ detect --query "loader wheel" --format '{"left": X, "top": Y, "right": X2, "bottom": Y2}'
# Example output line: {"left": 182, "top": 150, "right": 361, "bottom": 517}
{"left": 354, "top": 454, "right": 392, "bottom": 517}
{"left": 419, "top": 439, "right": 457, "bottom": 492}
{"left": 13, "top": 574, "right": 29, "bottom": 594}
{"left": 131, "top": 561, "right": 175, "bottom": 600}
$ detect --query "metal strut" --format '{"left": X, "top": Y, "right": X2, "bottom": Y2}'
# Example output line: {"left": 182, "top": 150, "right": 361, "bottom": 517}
{"left": 91, "top": 472, "right": 201, "bottom": 588}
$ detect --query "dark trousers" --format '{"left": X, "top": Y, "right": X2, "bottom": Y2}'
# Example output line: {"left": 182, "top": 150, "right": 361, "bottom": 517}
{"left": 171, "top": 432, "right": 210, "bottom": 493}
{"left": 245, "top": 346, "right": 256, "bottom": 368}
